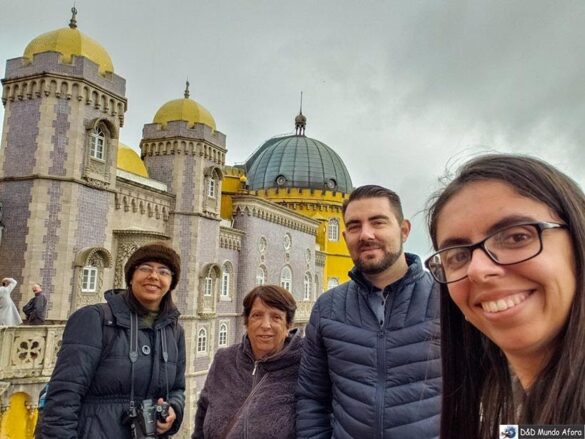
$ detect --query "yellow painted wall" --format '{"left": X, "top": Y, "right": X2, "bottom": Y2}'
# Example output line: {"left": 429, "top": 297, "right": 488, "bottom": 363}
{"left": 220, "top": 166, "right": 247, "bottom": 220}
{"left": 0, "top": 393, "right": 37, "bottom": 439}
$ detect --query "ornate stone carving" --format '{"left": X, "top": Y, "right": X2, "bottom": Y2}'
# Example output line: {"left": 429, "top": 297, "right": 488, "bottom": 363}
{"left": 12, "top": 335, "right": 45, "bottom": 374}
{"left": 83, "top": 176, "right": 109, "bottom": 189}
{"left": 197, "top": 312, "right": 216, "bottom": 320}
{"left": 113, "top": 232, "right": 170, "bottom": 288}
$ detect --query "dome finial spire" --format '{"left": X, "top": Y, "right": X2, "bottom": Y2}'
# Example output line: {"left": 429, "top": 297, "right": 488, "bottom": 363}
{"left": 184, "top": 79, "right": 190, "bottom": 99}
{"left": 299, "top": 90, "right": 303, "bottom": 114}
{"left": 69, "top": 4, "right": 78, "bottom": 29}
{"left": 295, "top": 91, "right": 306, "bottom": 136}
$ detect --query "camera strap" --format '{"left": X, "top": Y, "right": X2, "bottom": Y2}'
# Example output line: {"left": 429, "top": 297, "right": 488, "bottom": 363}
{"left": 160, "top": 327, "right": 170, "bottom": 401}
{"left": 128, "top": 312, "right": 139, "bottom": 413}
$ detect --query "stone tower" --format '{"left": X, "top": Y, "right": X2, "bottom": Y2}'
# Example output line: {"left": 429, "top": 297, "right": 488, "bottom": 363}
{"left": 0, "top": 10, "right": 127, "bottom": 319}
{"left": 140, "top": 81, "right": 226, "bottom": 316}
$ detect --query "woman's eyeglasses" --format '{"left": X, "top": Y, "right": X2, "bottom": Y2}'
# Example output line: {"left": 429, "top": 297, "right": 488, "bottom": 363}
{"left": 425, "top": 221, "right": 567, "bottom": 284}
{"left": 136, "top": 264, "right": 173, "bottom": 278}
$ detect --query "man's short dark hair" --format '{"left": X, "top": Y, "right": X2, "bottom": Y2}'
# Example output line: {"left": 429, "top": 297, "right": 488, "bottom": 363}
{"left": 342, "top": 185, "right": 404, "bottom": 221}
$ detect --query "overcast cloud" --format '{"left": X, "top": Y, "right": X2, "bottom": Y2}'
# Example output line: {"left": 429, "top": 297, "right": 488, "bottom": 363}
{"left": 2, "top": 0, "right": 585, "bottom": 256}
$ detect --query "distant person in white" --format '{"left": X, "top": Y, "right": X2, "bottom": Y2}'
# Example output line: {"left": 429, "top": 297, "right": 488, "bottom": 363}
{"left": 0, "top": 278, "right": 23, "bottom": 325}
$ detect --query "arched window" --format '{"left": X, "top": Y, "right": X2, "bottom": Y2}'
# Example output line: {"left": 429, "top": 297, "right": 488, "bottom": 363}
{"left": 204, "top": 276, "right": 213, "bottom": 296}
{"left": 221, "top": 263, "right": 231, "bottom": 298}
{"left": 328, "top": 218, "right": 339, "bottom": 241}
{"left": 218, "top": 323, "right": 228, "bottom": 347}
{"left": 327, "top": 277, "right": 339, "bottom": 290}
{"left": 280, "top": 266, "right": 292, "bottom": 291}
{"left": 81, "top": 266, "right": 98, "bottom": 293}
{"left": 256, "top": 266, "right": 266, "bottom": 286}
{"left": 304, "top": 273, "right": 312, "bottom": 301}
{"left": 197, "top": 328, "right": 207, "bottom": 353}
{"left": 208, "top": 178, "right": 216, "bottom": 198}
{"left": 89, "top": 127, "right": 106, "bottom": 160}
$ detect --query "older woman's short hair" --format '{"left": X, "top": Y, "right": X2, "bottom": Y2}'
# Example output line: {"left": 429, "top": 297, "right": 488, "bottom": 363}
{"left": 242, "top": 285, "right": 297, "bottom": 326}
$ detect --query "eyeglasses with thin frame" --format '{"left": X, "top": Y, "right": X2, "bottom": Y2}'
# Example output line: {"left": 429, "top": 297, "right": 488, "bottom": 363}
{"left": 136, "top": 264, "right": 173, "bottom": 278}
{"left": 425, "top": 221, "right": 567, "bottom": 284}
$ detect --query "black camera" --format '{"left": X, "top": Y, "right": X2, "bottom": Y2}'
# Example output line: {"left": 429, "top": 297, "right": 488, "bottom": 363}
{"left": 123, "top": 399, "right": 170, "bottom": 439}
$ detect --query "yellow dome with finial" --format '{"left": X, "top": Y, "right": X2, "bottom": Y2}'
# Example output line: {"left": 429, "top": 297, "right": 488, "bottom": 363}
{"left": 117, "top": 144, "right": 148, "bottom": 177}
{"left": 23, "top": 7, "right": 114, "bottom": 75}
{"left": 153, "top": 81, "right": 216, "bottom": 130}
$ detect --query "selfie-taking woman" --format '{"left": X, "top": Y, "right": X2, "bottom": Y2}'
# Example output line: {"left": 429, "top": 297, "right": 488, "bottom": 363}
{"left": 425, "top": 154, "right": 585, "bottom": 438}
{"left": 40, "top": 242, "right": 186, "bottom": 438}
{"left": 193, "top": 285, "right": 301, "bottom": 439}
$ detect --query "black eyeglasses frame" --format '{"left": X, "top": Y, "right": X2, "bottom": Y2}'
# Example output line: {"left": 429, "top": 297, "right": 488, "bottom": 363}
{"left": 425, "top": 221, "right": 567, "bottom": 284}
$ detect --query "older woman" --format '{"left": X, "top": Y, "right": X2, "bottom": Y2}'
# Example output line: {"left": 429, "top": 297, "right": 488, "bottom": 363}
{"left": 425, "top": 154, "right": 585, "bottom": 438}
{"left": 193, "top": 285, "right": 301, "bottom": 439}
{"left": 40, "top": 242, "right": 186, "bottom": 438}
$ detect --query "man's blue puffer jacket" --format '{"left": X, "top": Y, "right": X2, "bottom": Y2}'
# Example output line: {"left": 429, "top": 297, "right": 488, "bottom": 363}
{"left": 296, "top": 253, "right": 441, "bottom": 439}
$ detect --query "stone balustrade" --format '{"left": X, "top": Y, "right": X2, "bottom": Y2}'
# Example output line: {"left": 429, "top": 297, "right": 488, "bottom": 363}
{"left": 0, "top": 324, "right": 64, "bottom": 381}
{"left": 296, "top": 301, "right": 315, "bottom": 323}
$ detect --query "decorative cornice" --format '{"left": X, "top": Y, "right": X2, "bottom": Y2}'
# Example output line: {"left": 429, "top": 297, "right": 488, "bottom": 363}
{"left": 172, "top": 211, "right": 221, "bottom": 221}
{"left": 112, "top": 229, "right": 169, "bottom": 239}
{"left": 219, "top": 226, "right": 244, "bottom": 251}
{"left": 197, "top": 312, "right": 216, "bottom": 320}
{"left": 140, "top": 137, "right": 226, "bottom": 164}
{"left": 2, "top": 73, "right": 127, "bottom": 127}
{"left": 232, "top": 195, "right": 319, "bottom": 236}
{"left": 279, "top": 201, "right": 343, "bottom": 212}
{"left": 116, "top": 169, "right": 168, "bottom": 193}
{"left": 0, "top": 175, "right": 117, "bottom": 194}
{"left": 2, "top": 72, "right": 127, "bottom": 103}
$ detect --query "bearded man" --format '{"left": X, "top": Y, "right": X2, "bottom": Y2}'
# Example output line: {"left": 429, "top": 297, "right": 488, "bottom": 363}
{"left": 296, "top": 185, "right": 441, "bottom": 439}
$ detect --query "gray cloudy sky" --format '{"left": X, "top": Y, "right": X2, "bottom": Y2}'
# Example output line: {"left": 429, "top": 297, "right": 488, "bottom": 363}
{"left": 2, "top": 0, "right": 585, "bottom": 256}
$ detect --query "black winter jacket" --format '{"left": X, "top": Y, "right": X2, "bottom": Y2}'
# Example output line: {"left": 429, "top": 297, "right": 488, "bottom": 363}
{"left": 296, "top": 253, "right": 441, "bottom": 439}
{"left": 193, "top": 329, "right": 302, "bottom": 439}
{"left": 40, "top": 292, "right": 186, "bottom": 438}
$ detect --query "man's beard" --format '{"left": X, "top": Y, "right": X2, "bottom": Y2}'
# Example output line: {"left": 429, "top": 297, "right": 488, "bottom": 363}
{"left": 354, "top": 242, "right": 403, "bottom": 275}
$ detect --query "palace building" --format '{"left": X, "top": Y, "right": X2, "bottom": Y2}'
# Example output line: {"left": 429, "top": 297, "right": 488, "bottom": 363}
{"left": 0, "top": 10, "right": 353, "bottom": 438}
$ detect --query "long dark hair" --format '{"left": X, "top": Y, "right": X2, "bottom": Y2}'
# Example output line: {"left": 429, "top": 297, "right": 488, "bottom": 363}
{"left": 427, "top": 154, "right": 585, "bottom": 438}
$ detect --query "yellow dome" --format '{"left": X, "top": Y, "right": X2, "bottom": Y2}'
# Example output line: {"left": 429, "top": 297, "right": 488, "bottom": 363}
{"left": 153, "top": 98, "right": 216, "bottom": 130}
{"left": 23, "top": 27, "right": 114, "bottom": 75}
{"left": 117, "top": 144, "right": 148, "bottom": 177}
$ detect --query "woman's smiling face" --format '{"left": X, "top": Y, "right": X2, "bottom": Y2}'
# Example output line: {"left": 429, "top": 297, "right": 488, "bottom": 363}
{"left": 436, "top": 180, "right": 576, "bottom": 372}
{"left": 130, "top": 261, "right": 172, "bottom": 311}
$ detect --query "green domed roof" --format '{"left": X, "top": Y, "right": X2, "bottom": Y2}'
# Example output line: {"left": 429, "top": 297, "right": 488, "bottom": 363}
{"left": 245, "top": 134, "right": 353, "bottom": 193}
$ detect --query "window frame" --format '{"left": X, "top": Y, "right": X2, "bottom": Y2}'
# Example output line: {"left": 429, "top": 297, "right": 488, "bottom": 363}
{"left": 256, "top": 266, "right": 266, "bottom": 286}
{"left": 208, "top": 178, "right": 216, "bottom": 198}
{"left": 327, "top": 277, "right": 339, "bottom": 290}
{"left": 328, "top": 218, "right": 340, "bottom": 242}
{"left": 81, "top": 266, "right": 98, "bottom": 293}
{"left": 89, "top": 127, "right": 106, "bottom": 161}
{"left": 204, "top": 276, "right": 213, "bottom": 296}
{"left": 280, "top": 266, "right": 292, "bottom": 291}
{"left": 303, "top": 272, "right": 312, "bottom": 301}
{"left": 197, "top": 328, "right": 208, "bottom": 353}
{"left": 218, "top": 323, "right": 228, "bottom": 347}
{"left": 220, "top": 265, "right": 230, "bottom": 298}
